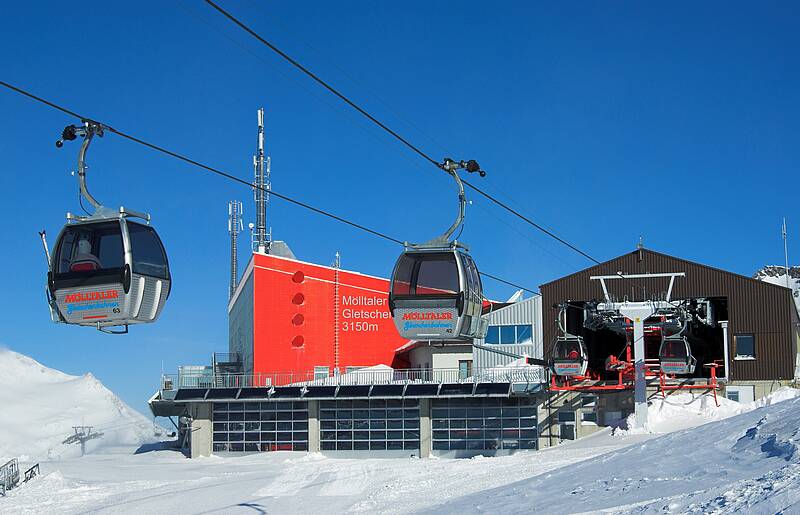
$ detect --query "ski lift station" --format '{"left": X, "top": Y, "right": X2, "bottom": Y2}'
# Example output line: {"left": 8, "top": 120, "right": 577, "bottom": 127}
{"left": 150, "top": 240, "right": 800, "bottom": 458}
{"left": 144, "top": 110, "right": 800, "bottom": 459}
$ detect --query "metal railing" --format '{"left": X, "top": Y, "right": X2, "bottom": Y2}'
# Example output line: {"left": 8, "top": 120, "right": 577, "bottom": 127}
{"left": 164, "top": 366, "right": 547, "bottom": 391}
{"left": 0, "top": 458, "right": 19, "bottom": 496}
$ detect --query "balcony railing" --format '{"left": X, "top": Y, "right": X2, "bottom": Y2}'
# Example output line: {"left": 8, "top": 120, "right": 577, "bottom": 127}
{"left": 162, "top": 366, "right": 547, "bottom": 391}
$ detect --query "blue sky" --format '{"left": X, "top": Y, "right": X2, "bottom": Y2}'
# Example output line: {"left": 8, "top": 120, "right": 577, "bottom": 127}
{"left": 1, "top": 1, "right": 797, "bottom": 415}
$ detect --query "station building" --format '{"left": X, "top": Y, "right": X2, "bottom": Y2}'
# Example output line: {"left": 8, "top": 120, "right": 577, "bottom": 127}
{"left": 150, "top": 246, "right": 799, "bottom": 458}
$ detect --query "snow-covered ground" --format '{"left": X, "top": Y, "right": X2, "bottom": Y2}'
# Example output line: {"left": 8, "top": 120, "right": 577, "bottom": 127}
{"left": 2, "top": 348, "right": 800, "bottom": 514}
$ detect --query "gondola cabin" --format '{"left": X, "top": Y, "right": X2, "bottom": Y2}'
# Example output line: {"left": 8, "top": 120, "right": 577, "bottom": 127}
{"left": 659, "top": 335, "right": 697, "bottom": 375}
{"left": 388, "top": 248, "right": 487, "bottom": 340}
{"left": 551, "top": 335, "right": 588, "bottom": 376}
{"left": 48, "top": 215, "right": 170, "bottom": 331}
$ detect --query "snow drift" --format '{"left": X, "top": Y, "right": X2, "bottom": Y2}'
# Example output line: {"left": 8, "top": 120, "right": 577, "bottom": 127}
{"left": 443, "top": 392, "right": 800, "bottom": 514}
{"left": 0, "top": 348, "right": 161, "bottom": 462}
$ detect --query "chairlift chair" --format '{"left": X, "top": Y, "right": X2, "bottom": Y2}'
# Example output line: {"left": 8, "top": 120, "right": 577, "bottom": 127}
{"left": 42, "top": 122, "right": 171, "bottom": 333}
{"left": 551, "top": 335, "right": 589, "bottom": 376}
{"left": 388, "top": 158, "right": 487, "bottom": 340}
{"left": 658, "top": 324, "right": 696, "bottom": 375}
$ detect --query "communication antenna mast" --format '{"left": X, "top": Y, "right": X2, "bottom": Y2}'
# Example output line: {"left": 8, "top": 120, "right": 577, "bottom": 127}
{"left": 783, "top": 217, "right": 790, "bottom": 290}
{"left": 228, "top": 200, "right": 244, "bottom": 300}
{"left": 253, "top": 107, "right": 272, "bottom": 253}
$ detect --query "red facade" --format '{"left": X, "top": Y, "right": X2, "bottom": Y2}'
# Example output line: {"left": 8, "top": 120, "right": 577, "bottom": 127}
{"left": 247, "top": 253, "right": 409, "bottom": 375}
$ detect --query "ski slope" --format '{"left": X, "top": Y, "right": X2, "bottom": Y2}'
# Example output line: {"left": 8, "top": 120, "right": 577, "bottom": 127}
{"left": 444, "top": 393, "right": 800, "bottom": 514}
{"left": 2, "top": 347, "right": 799, "bottom": 514}
{"left": 0, "top": 348, "right": 162, "bottom": 463}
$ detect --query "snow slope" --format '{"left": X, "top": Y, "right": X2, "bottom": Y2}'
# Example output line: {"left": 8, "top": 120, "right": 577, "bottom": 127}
{"left": 0, "top": 348, "right": 161, "bottom": 462}
{"left": 2, "top": 347, "right": 799, "bottom": 514}
{"left": 443, "top": 393, "right": 800, "bottom": 514}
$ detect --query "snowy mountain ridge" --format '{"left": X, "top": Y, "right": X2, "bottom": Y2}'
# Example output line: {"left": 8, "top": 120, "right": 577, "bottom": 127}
{"left": 0, "top": 347, "right": 162, "bottom": 462}
{"left": 754, "top": 265, "right": 800, "bottom": 313}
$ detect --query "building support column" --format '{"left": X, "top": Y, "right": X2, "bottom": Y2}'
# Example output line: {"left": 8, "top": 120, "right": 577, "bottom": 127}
{"left": 189, "top": 403, "right": 212, "bottom": 458}
{"left": 536, "top": 394, "right": 554, "bottom": 449}
{"left": 419, "top": 398, "right": 432, "bottom": 458}
{"left": 307, "top": 400, "right": 320, "bottom": 453}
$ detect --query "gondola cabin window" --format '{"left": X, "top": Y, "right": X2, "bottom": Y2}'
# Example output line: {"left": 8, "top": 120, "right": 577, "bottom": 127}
{"left": 55, "top": 222, "right": 124, "bottom": 274}
{"left": 127, "top": 223, "right": 169, "bottom": 279}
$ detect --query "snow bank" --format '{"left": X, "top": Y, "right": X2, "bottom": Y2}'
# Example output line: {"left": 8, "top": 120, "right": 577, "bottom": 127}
{"left": 443, "top": 390, "right": 800, "bottom": 514}
{"left": 617, "top": 387, "right": 800, "bottom": 435}
{"left": 0, "top": 348, "right": 162, "bottom": 462}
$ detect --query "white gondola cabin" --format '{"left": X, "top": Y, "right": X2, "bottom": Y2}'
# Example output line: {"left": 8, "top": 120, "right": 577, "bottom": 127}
{"left": 551, "top": 335, "right": 588, "bottom": 376}
{"left": 388, "top": 248, "right": 486, "bottom": 340}
{"left": 42, "top": 121, "right": 171, "bottom": 333}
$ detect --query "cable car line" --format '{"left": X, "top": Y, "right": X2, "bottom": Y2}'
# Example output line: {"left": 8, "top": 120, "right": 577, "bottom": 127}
{"left": 199, "top": 1, "right": 648, "bottom": 283}
{"left": 203, "top": 0, "right": 440, "bottom": 170}
{"left": 0, "top": 79, "right": 539, "bottom": 297}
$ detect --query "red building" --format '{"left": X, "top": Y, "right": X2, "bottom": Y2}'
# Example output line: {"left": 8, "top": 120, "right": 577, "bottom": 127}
{"left": 228, "top": 246, "right": 409, "bottom": 376}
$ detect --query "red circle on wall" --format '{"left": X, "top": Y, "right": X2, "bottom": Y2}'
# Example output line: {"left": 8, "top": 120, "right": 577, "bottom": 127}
{"left": 292, "top": 271, "right": 305, "bottom": 283}
{"left": 292, "top": 293, "right": 305, "bottom": 305}
{"left": 291, "top": 335, "right": 305, "bottom": 348}
{"left": 292, "top": 314, "right": 305, "bottom": 326}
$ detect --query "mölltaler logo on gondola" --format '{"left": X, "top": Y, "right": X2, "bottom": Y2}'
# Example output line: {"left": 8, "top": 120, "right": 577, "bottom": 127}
{"left": 65, "top": 290, "right": 119, "bottom": 304}
{"left": 401, "top": 312, "right": 453, "bottom": 321}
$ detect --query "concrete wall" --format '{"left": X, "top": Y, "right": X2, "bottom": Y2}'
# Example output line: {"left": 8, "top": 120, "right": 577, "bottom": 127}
{"left": 189, "top": 403, "right": 212, "bottom": 458}
{"left": 419, "top": 398, "right": 431, "bottom": 458}
{"left": 307, "top": 400, "right": 320, "bottom": 452}
{"left": 724, "top": 380, "right": 794, "bottom": 402}
{"left": 407, "top": 344, "right": 473, "bottom": 370}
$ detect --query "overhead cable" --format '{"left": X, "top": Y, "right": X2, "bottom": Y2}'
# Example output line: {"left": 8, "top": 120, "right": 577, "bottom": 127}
{"left": 0, "top": 79, "right": 539, "bottom": 296}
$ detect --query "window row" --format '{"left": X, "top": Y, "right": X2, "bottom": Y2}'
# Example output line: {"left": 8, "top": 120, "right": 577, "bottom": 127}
{"left": 213, "top": 401, "right": 307, "bottom": 412}
{"left": 214, "top": 411, "right": 308, "bottom": 421}
{"left": 433, "top": 429, "right": 537, "bottom": 440}
{"left": 432, "top": 418, "right": 536, "bottom": 430}
{"left": 321, "top": 419, "right": 419, "bottom": 430}
{"left": 432, "top": 439, "right": 536, "bottom": 451}
{"left": 431, "top": 407, "right": 536, "bottom": 419}
{"left": 432, "top": 397, "right": 535, "bottom": 407}
{"left": 319, "top": 409, "right": 419, "bottom": 420}
{"left": 214, "top": 421, "right": 308, "bottom": 432}
{"left": 321, "top": 430, "right": 419, "bottom": 441}
{"left": 484, "top": 324, "right": 533, "bottom": 345}
{"left": 213, "top": 442, "right": 308, "bottom": 452}
{"left": 321, "top": 441, "right": 418, "bottom": 451}
{"left": 319, "top": 399, "right": 418, "bottom": 409}
{"left": 213, "top": 431, "right": 308, "bottom": 443}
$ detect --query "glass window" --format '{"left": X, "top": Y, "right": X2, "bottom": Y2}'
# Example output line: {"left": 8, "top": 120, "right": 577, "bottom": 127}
{"left": 127, "top": 223, "right": 169, "bottom": 279}
{"left": 485, "top": 326, "right": 500, "bottom": 344}
{"left": 55, "top": 222, "right": 124, "bottom": 274}
{"left": 557, "top": 411, "right": 576, "bottom": 423}
{"left": 581, "top": 412, "right": 598, "bottom": 425}
{"left": 735, "top": 334, "right": 755, "bottom": 359}
{"left": 392, "top": 252, "right": 460, "bottom": 296}
{"left": 500, "top": 326, "right": 515, "bottom": 344}
{"left": 516, "top": 325, "right": 533, "bottom": 344}
{"left": 415, "top": 254, "right": 459, "bottom": 295}
{"left": 581, "top": 395, "right": 597, "bottom": 408}
{"left": 458, "top": 360, "right": 472, "bottom": 380}
{"left": 727, "top": 391, "right": 740, "bottom": 402}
